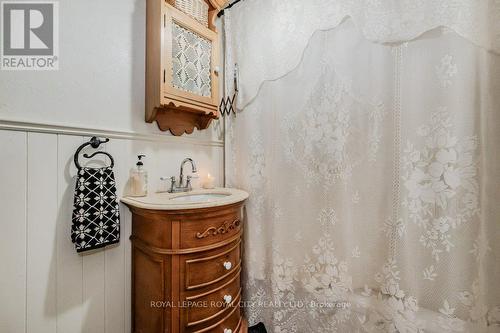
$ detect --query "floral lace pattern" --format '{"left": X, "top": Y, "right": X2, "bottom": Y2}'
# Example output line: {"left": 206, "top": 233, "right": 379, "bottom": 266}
{"left": 281, "top": 65, "right": 382, "bottom": 188}
{"left": 317, "top": 208, "right": 338, "bottom": 229}
{"left": 282, "top": 73, "right": 352, "bottom": 187}
{"left": 368, "top": 104, "right": 387, "bottom": 163}
{"left": 361, "top": 259, "right": 424, "bottom": 332}
{"left": 303, "top": 234, "right": 352, "bottom": 299}
{"left": 435, "top": 55, "right": 458, "bottom": 88}
{"left": 225, "top": 9, "right": 500, "bottom": 333}
{"left": 229, "top": 0, "right": 500, "bottom": 107}
{"left": 402, "top": 109, "right": 479, "bottom": 262}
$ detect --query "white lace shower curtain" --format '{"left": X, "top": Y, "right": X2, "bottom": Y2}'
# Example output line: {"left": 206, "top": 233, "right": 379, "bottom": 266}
{"left": 223, "top": 1, "right": 500, "bottom": 332}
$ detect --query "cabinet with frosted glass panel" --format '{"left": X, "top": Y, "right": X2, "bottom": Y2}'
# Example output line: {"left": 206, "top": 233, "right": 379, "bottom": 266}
{"left": 145, "top": 0, "right": 228, "bottom": 136}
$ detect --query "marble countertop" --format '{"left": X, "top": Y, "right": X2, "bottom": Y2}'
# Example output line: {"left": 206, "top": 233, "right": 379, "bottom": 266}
{"left": 120, "top": 187, "right": 249, "bottom": 211}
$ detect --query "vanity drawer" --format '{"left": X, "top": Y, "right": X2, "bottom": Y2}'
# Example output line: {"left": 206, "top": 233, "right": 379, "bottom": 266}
{"left": 189, "top": 301, "right": 242, "bottom": 333}
{"left": 185, "top": 240, "right": 241, "bottom": 290}
{"left": 212, "top": 302, "right": 242, "bottom": 333}
{"left": 180, "top": 209, "right": 242, "bottom": 249}
{"left": 184, "top": 273, "right": 241, "bottom": 327}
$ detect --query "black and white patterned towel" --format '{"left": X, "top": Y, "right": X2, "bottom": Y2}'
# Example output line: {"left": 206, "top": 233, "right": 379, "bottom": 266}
{"left": 71, "top": 167, "right": 120, "bottom": 252}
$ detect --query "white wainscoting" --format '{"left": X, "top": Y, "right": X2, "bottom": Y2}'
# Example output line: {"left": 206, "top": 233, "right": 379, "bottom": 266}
{"left": 0, "top": 127, "right": 223, "bottom": 333}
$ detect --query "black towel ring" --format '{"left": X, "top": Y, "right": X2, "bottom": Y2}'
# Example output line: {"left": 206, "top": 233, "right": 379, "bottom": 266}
{"left": 74, "top": 137, "right": 114, "bottom": 170}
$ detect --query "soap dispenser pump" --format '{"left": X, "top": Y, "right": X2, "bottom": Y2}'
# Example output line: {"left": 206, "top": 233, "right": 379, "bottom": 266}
{"left": 130, "top": 154, "right": 148, "bottom": 197}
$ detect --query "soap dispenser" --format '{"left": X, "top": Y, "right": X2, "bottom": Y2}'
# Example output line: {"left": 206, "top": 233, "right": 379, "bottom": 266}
{"left": 130, "top": 154, "right": 148, "bottom": 197}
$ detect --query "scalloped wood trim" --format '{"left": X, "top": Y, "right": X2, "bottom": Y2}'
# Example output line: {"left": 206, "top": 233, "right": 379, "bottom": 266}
{"left": 154, "top": 106, "right": 217, "bottom": 136}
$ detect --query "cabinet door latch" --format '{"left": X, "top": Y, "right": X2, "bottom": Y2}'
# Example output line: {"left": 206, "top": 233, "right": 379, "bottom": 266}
{"left": 163, "top": 70, "right": 166, "bottom": 83}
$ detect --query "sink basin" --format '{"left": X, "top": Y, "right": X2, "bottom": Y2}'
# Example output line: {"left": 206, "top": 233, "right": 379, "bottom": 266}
{"left": 120, "top": 188, "right": 249, "bottom": 210}
{"left": 169, "top": 193, "right": 230, "bottom": 202}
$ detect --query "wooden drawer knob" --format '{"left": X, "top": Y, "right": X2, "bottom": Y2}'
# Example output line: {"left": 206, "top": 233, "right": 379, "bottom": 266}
{"left": 223, "top": 261, "right": 232, "bottom": 270}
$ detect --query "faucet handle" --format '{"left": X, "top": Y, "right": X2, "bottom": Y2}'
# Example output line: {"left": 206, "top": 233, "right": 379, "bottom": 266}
{"left": 186, "top": 175, "right": 195, "bottom": 190}
{"left": 159, "top": 176, "right": 171, "bottom": 193}
{"left": 160, "top": 176, "right": 175, "bottom": 181}
{"left": 168, "top": 176, "right": 176, "bottom": 192}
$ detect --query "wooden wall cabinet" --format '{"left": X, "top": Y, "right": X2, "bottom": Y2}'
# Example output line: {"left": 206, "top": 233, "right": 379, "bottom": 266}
{"left": 146, "top": 0, "right": 227, "bottom": 136}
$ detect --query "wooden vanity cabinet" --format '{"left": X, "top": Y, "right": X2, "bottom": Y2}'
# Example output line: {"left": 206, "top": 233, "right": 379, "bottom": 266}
{"left": 146, "top": 0, "right": 229, "bottom": 136}
{"left": 127, "top": 201, "right": 248, "bottom": 333}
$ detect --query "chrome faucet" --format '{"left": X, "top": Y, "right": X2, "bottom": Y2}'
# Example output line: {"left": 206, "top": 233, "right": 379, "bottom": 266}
{"left": 167, "top": 158, "right": 198, "bottom": 193}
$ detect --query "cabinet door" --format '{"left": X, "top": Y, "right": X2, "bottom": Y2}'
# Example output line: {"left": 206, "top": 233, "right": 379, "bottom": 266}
{"left": 164, "top": 4, "right": 219, "bottom": 108}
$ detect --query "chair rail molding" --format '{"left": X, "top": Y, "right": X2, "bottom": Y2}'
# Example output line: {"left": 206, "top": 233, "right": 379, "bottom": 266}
{"left": 0, "top": 119, "right": 224, "bottom": 147}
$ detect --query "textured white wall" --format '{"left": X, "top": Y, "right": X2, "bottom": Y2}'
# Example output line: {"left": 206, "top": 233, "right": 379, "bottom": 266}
{"left": 0, "top": 1, "right": 224, "bottom": 332}
{"left": 0, "top": 0, "right": 221, "bottom": 141}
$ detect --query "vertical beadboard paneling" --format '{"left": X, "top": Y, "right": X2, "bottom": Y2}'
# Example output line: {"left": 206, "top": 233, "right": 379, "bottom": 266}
{"left": 82, "top": 252, "right": 105, "bottom": 333}
{"left": 122, "top": 206, "right": 132, "bottom": 333}
{"left": 120, "top": 141, "right": 134, "bottom": 333}
{"left": 122, "top": 143, "right": 134, "bottom": 333}
{"left": 26, "top": 133, "right": 58, "bottom": 333}
{"left": 56, "top": 135, "right": 84, "bottom": 333}
{"left": 80, "top": 137, "right": 106, "bottom": 333}
{"left": 0, "top": 129, "right": 224, "bottom": 333}
{"left": 0, "top": 130, "right": 27, "bottom": 333}
{"left": 104, "top": 139, "right": 128, "bottom": 333}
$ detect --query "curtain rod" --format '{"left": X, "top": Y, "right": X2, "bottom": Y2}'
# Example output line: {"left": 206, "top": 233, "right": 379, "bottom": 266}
{"left": 217, "top": 0, "right": 244, "bottom": 17}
